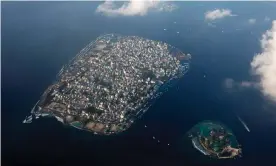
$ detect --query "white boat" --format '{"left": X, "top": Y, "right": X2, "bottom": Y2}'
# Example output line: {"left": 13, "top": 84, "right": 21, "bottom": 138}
{"left": 237, "top": 116, "right": 250, "bottom": 132}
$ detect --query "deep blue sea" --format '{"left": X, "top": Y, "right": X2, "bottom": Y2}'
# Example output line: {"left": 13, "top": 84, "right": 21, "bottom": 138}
{"left": 2, "top": 2, "right": 276, "bottom": 166}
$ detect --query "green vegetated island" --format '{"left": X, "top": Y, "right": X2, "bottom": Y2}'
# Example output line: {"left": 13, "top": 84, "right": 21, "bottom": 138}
{"left": 187, "top": 121, "right": 242, "bottom": 159}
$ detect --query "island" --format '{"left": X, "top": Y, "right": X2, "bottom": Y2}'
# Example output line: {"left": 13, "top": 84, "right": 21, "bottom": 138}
{"left": 23, "top": 34, "right": 191, "bottom": 135}
{"left": 187, "top": 121, "right": 242, "bottom": 159}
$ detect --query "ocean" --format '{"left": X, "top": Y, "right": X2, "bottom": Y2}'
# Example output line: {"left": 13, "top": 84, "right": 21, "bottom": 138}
{"left": 2, "top": 2, "right": 276, "bottom": 166}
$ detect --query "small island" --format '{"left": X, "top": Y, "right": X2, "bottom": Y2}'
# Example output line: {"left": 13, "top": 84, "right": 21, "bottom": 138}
{"left": 187, "top": 121, "right": 242, "bottom": 159}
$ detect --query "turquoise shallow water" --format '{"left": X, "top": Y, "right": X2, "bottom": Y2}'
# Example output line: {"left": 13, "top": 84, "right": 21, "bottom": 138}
{"left": 192, "top": 121, "right": 239, "bottom": 147}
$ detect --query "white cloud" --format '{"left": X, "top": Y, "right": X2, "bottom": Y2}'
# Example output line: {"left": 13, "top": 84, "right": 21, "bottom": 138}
{"left": 223, "top": 78, "right": 259, "bottom": 91}
{"left": 248, "top": 18, "right": 256, "bottom": 24}
{"left": 240, "top": 81, "right": 259, "bottom": 89}
{"left": 207, "top": 22, "right": 216, "bottom": 28}
{"left": 224, "top": 78, "right": 235, "bottom": 89}
{"left": 205, "top": 9, "right": 236, "bottom": 21}
{"left": 265, "top": 16, "right": 271, "bottom": 22}
{"left": 224, "top": 21, "right": 276, "bottom": 102}
{"left": 96, "top": 0, "right": 177, "bottom": 17}
{"left": 251, "top": 20, "right": 276, "bottom": 102}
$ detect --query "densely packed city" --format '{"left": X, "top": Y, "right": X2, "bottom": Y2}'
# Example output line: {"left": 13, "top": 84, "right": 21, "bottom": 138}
{"left": 23, "top": 34, "right": 191, "bottom": 135}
